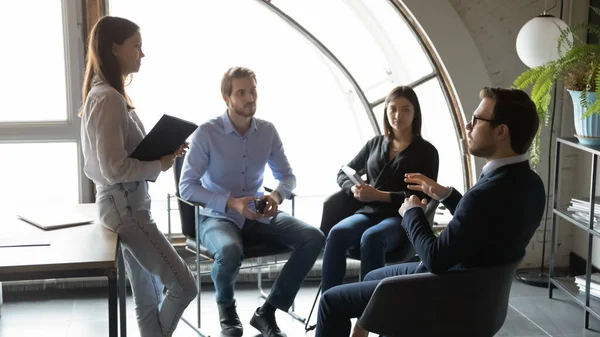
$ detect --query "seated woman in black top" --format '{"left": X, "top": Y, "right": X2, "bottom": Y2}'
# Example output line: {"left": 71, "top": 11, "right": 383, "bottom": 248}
{"left": 320, "top": 85, "right": 439, "bottom": 292}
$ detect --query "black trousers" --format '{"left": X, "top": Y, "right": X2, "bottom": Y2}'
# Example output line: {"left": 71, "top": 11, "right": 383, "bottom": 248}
{"left": 315, "top": 261, "right": 427, "bottom": 337}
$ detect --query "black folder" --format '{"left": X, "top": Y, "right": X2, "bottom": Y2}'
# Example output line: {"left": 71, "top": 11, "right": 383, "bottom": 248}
{"left": 130, "top": 114, "right": 198, "bottom": 162}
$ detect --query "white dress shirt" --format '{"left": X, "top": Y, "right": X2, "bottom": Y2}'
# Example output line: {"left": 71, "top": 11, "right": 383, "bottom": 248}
{"left": 81, "top": 80, "right": 161, "bottom": 186}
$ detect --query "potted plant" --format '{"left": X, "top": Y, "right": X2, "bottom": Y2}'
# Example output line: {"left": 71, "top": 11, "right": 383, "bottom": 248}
{"left": 513, "top": 7, "right": 600, "bottom": 165}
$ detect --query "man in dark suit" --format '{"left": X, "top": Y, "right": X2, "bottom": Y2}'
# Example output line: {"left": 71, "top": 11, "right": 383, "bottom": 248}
{"left": 315, "top": 87, "right": 546, "bottom": 337}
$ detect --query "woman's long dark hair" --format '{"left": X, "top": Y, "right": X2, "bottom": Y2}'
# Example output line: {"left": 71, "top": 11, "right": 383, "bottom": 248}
{"left": 80, "top": 16, "right": 139, "bottom": 116}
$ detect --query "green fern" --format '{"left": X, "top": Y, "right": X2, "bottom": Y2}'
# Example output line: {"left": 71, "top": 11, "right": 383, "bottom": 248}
{"left": 591, "top": 6, "right": 600, "bottom": 19}
{"left": 580, "top": 90, "right": 589, "bottom": 111}
{"left": 596, "top": 63, "right": 600, "bottom": 91}
{"left": 513, "top": 6, "right": 600, "bottom": 166}
{"left": 587, "top": 23, "right": 600, "bottom": 41}
{"left": 530, "top": 130, "right": 542, "bottom": 167}
{"left": 585, "top": 99, "right": 600, "bottom": 118}
{"left": 539, "top": 92, "right": 552, "bottom": 125}
{"left": 514, "top": 66, "right": 546, "bottom": 89}
{"left": 531, "top": 65, "right": 556, "bottom": 106}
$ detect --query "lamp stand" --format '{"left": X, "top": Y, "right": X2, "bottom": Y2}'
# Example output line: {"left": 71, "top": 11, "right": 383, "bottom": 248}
{"left": 514, "top": 85, "right": 555, "bottom": 288}
{"left": 515, "top": 83, "right": 559, "bottom": 289}
{"left": 515, "top": 269, "right": 549, "bottom": 287}
{"left": 516, "top": 185, "right": 551, "bottom": 288}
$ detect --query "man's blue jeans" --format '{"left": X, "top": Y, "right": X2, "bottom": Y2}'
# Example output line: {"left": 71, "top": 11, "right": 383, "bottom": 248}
{"left": 198, "top": 211, "right": 325, "bottom": 310}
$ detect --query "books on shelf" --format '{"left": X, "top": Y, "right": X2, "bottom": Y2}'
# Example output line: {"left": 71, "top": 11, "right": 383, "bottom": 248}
{"left": 567, "top": 197, "right": 600, "bottom": 227}
{"left": 575, "top": 274, "right": 600, "bottom": 299}
{"left": 569, "top": 197, "right": 600, "bottom": 213}
{"left": 568, "top": 211, "right": 600, "bottom": 226}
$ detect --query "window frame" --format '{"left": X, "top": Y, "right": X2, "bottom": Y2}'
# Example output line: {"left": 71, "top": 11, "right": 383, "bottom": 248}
{"left": 388, "top": 0, "right": 473, "bottom": 189}
{"left": 0, "top": 0, "right": 93, "bottom": 203}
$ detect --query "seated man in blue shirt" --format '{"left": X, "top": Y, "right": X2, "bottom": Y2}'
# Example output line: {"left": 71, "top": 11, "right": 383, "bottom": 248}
{"left": 179, "top": 66, "right": 325, "bottom": 337}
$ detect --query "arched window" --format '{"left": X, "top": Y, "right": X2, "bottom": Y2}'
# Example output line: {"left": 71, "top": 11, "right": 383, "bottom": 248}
{"left": 108, "top": 0, "right": 469, "bottom": 232}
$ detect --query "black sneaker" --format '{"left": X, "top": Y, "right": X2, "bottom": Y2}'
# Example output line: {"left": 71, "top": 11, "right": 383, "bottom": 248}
{"left": 249, "top": 307, "right": 287, "bottom": 337}
{"left": 217, "top": 300, "right": 243, "bottom": 336}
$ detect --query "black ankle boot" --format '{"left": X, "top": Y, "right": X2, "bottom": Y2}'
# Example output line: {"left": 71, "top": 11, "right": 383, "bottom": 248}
{"left": 218, "top": 300, "right": 243, "bottom": 336}
{"left": 250, "top": 307, "right": 287, "bottom": 337}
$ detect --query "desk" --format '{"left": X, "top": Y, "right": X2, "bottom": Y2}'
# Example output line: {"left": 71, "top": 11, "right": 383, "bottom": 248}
{"left": 0, "top": 203, "right": 126, "bottom": 337}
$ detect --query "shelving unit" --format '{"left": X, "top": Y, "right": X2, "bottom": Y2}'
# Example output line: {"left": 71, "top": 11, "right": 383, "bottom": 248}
{"left": 549, "top": 137, "right": 600, "bottom": 329}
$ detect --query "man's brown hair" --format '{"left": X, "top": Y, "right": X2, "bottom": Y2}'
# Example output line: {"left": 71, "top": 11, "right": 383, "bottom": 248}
{"left": 479, "top": 87, "right": 539, "bottom": 155}
{"left": 221, "top": 67, "right": 257, "bottom": 97}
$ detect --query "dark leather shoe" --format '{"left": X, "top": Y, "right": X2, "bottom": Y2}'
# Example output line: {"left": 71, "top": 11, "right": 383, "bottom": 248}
{"left": 249, "top": 308, "right": 287, "bottom": 337}
{"left": 218, "top": 300, "right": 243, "bottom": 336}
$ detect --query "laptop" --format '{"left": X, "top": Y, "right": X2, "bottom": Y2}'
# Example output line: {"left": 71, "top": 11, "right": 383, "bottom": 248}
{"left": 17, "top": 211, "right": 94, "bottom": 230}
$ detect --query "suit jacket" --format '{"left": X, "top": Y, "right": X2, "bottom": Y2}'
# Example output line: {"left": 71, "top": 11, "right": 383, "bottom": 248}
{"left": 337, "top": 135, "right": 439, "bottom": 218}
{"left": 402, "top": 160, "right": 545, "bottom": 273}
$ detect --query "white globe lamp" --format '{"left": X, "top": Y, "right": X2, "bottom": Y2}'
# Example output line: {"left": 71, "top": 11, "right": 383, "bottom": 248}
{"left": 516, "top": 13, "right": 572, "bottom": 68}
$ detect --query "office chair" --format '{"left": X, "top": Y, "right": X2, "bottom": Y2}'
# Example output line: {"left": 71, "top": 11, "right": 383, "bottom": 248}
{"left": 167, "top": 156, "right": 305, "bottom": 336}
{"left": 359, "top": 259, "right": 522, "bottom": 336}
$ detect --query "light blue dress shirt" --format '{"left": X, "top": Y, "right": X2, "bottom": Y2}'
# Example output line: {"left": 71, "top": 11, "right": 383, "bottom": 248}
{"left": 179, "top": 112, "right": 296, "bottom": 228}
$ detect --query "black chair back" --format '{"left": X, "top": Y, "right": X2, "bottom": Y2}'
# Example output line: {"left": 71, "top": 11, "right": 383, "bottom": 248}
{"left": 319, "top": 190, "right": 363, "bottom": 237}
{"left": 359, "top": 259, "right": 521, "bottom": 337}
{"left": 173, "top": 155, "right": 197, "bottom": 238}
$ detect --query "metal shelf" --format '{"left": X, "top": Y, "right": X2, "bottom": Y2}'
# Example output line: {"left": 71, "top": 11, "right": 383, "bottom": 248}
{"left": 549, "top": 137, "right": 600, "bottom": 330}
{"left": 557, "top": 137, "right": 600, "bottom": 156}
{"left": 553, "top": 209, "right": 600, "bottom": 238}
{"left": 550, "top": 277, "right": 600, "bottom": 323}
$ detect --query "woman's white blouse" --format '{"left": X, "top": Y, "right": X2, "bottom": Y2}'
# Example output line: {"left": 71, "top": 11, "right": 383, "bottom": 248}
{"left": 81, "top": 81, "right": 160, "bottom": 186}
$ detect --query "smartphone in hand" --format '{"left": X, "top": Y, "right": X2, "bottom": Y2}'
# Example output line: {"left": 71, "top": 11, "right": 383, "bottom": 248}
{"left": 254, "top": 198, "right": 267, "bottom": 214}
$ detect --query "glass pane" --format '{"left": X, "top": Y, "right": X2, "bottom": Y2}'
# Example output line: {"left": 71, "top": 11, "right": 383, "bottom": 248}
{"left": 0, "top": 2, "right": 67, "bottom": 122}
{"left": 361, "top": 0, "right": 434, "bottom": 83}
{"left": 0, "top": 142, "right": 79, "bottom": 208}
{"left": 109, "top": 0, "right": 376, "bottom": 228}
{"left": 414, "top": 78, "right": 465, "bottom": 194}
{"left": 274, "top": 0, "right": 433, "bottom": 100}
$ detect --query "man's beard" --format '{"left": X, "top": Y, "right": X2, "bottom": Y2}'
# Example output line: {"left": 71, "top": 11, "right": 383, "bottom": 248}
{"left": 468, "top": 142, "right": 495, "bottom": 158}
{"left": 231, "top": 103, "right": 256, "bottom": 118}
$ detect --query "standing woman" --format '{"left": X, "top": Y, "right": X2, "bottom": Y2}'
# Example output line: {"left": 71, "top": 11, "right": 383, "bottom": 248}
{"left": 80, "top": 16, "right": 197, "bottom": 337}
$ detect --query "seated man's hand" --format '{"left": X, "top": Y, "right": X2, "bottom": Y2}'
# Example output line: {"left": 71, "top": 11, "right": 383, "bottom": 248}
{"left": 399, "top": 194, "right": 428, "bottom": 217}
{"left": 259, "top": 192, "right": 280, "bottom": 218}
{"left": 404, "top": 173, "right": 450, "bottom": 200}
{"left": 227, "top": 196, "right": 260, "bottom": 220}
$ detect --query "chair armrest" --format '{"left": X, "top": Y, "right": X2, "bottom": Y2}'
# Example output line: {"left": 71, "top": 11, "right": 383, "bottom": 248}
{"left": 173, "top": 194, "right": 205, "bottom": 208}
{"left": 358, "top": 261, "right": 519, "bottom": 336}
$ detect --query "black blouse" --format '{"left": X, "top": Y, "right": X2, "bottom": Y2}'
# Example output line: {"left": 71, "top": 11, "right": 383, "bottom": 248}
{"left": 337, "top": 135, "right": 439, "bottom": 217}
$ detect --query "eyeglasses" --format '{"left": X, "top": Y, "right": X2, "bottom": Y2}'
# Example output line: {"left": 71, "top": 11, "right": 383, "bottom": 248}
{"left": 471, "top": 115, "right": 495, "bottom": 127}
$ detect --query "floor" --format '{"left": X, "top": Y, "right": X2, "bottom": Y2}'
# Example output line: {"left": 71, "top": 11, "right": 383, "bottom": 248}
{"left": 1, "top": 279, "right": 600, "bottom": 337}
